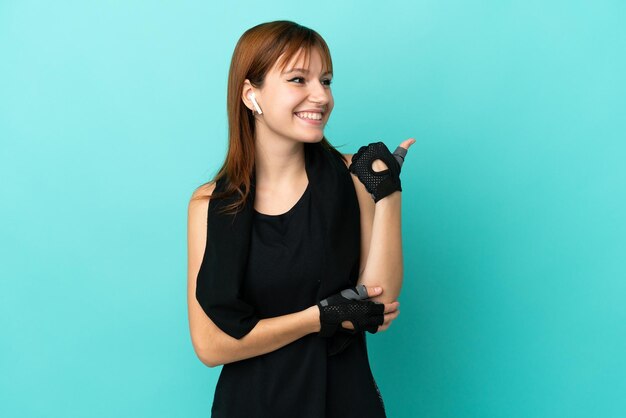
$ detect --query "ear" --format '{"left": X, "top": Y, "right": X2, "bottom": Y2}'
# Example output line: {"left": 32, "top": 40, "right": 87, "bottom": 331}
{"left": 241, "top": 79, "right": 256, "bottom": 112}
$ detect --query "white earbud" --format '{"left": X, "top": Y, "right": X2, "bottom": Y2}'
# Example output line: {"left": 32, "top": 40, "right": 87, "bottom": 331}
{"left": 249, "top": 92, "right": 263, "bottom": 115}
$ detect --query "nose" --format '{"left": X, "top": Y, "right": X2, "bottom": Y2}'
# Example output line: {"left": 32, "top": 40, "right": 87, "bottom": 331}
{"left": 307, "top": 79, "right": 331, "bottom": 107}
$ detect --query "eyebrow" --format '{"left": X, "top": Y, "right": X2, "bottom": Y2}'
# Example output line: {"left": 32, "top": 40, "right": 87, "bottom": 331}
{"left": 283, "top": 68, "right": 333, "bottom": 76}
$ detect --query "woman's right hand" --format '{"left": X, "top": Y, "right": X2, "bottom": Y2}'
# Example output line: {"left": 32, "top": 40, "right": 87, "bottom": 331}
{"left": 340, "top": 286, "right": 400, "bottom": 333}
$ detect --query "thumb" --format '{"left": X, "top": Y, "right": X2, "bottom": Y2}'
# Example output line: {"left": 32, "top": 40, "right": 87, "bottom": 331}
{"left": 366, "top": 286, "right": 383, "bottom": 298}
{"left": 399, "top": 138, "right": 416, "bottom": 149}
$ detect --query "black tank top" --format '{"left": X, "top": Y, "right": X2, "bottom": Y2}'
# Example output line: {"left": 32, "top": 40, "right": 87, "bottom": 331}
{"left": 244, "top": 182, "right": 323, "bottom": 316}
{"left": 210, "top": 180, "right": 387, "bottom": 418}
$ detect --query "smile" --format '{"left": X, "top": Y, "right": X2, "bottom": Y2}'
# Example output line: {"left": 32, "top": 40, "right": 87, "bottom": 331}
{"left": 294, "top": 112, "right": 324, "bottom": 125}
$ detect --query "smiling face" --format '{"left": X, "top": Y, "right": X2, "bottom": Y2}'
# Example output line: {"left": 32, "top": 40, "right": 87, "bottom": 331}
{"left": 244, "top": 47, "right": 334, "bottom": 144}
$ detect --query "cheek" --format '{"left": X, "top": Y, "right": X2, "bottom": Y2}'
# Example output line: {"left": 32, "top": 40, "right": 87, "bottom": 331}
{"left": 273, "top": 93, "right": 302, "bottom": 113}
{"left": 325, "top": 101, "right": 335, "bottom": 116}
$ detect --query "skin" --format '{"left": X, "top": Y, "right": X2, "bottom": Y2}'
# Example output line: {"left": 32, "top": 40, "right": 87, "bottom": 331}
{"left": 187, "top": 46, "right": 415, "bottom": 367}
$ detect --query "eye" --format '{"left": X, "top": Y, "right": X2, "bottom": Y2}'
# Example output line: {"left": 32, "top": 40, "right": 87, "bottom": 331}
{"left": 288, "top": 77, "right": 333, "bottom": 87}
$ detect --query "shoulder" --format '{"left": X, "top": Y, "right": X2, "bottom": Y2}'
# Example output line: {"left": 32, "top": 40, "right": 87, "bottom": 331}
{"left": 187, "top": 182, "right": 217, "bottom": 273}
{"left": 189, "top": 181, "right": 216, "bottom": 204}
{"left": 188, "top": 181, "right": 217, "bottom": 223}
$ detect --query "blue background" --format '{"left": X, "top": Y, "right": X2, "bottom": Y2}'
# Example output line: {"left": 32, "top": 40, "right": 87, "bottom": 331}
{"left": 1, "top": 1, "right": 625, "bottom": 417}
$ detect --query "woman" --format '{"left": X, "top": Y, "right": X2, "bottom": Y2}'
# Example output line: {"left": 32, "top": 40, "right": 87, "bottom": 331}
{"left": 187, "top": 20, "right": 415, "bottom": 417}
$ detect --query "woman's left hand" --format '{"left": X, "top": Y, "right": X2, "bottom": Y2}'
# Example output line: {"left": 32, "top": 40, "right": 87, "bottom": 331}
{"left": 371, "top": 137, "right": 417, "bottom": 172}
{"left": 349, "top": 138, "right": 417, "bottom": 202}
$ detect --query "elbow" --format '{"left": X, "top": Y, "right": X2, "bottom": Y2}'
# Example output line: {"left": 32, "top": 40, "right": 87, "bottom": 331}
{"left": 191, "top": 338, "right": 223, "bottom": 368}
{"left": 358, "top": 270, "right": 404, "bottom": 303}
{"left": 196, "top": 347, "right": 222, "bottom": 368}
{"left": 201, "top": 357, "right": 220, "bottom": 369}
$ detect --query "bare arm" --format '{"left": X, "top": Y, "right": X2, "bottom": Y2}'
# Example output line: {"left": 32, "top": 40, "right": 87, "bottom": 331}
{"left": 343, "top": 138, "right": 416, "bottom": 304}
{"left": 358, "top": 192, "right": 403, "bottom": 304}
{"left": 187, "top": 183, "right": 320, "bottom": 368}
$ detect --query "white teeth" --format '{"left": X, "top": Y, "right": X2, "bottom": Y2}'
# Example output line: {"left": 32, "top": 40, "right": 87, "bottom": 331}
{"left": 295, "top": 112, "right": 322, "bottom": 120}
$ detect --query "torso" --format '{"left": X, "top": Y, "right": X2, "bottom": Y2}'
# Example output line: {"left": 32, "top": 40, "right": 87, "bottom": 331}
{"left": 210, "top": 145, "right": 387, "bottom": 417}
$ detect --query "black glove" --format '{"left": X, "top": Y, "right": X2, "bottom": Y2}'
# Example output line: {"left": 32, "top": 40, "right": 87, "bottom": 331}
{"left": 349, "top": 141, "right": 405, "bottom": 202}
{"left": 317, "top": 284, "right": 385, "bottom": 338}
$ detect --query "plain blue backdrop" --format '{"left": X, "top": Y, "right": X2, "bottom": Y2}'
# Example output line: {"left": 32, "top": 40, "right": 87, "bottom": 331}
{"left": 1, "top": 1, "right": 625, "bottom": 417}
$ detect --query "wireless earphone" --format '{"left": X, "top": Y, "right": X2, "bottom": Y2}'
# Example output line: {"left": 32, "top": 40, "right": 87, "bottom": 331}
{"left": 249, "top": 92, "right": 263, "bottom": 115}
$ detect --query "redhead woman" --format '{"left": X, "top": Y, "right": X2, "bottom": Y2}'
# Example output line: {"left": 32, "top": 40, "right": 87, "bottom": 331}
{"left": 187, "top": 20, "right": 415, "bottom": 418}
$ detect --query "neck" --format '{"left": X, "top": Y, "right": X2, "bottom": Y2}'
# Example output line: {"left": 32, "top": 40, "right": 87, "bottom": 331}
{"left": 254, "top": 136, "right": 307, "bottom": 189}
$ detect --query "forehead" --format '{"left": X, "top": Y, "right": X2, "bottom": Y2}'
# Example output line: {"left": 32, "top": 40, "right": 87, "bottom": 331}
{"left": 272, "top": 47, "right": 331, "bottom": 76}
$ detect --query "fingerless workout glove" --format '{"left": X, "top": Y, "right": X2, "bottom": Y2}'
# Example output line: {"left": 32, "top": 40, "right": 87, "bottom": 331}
{"left": 349, "top": 141, "right": 404, "bottom": 202}
{"left": 317, "top": 284, "right": 385, "bottom": 338}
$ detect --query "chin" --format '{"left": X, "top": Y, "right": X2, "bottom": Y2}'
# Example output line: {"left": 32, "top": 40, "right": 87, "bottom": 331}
{"left": 301, "top": 134, "right": 325, "bottom": 144}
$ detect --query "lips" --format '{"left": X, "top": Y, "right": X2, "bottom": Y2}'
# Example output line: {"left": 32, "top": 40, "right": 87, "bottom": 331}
{"left": 294, "top": 111, "right": 323, "bottom": 121}
{"left": 294, "top": 112, "right": 323, "bottom": 125}
{"left": 294, "top": 108, "right": 326, "bottom": 113}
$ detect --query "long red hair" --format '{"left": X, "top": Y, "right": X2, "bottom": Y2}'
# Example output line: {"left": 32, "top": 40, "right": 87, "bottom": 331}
{"left": 192, "top": 20, "right": 346, "bottom": 214}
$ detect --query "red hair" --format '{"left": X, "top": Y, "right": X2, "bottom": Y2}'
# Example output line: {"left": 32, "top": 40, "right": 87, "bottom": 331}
{"left": 192, "top": 20, "right": 346, "bottom": 214}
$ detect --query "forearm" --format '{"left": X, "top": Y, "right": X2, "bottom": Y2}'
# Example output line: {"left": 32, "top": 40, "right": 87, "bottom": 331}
{"left": 207, "top": 306, "right": 321, "bottom": 367}
{"left": 357, "top": 192, "right": 403, "bottom": 303}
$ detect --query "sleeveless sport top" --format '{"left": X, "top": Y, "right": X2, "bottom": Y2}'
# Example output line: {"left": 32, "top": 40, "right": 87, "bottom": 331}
{"left": 209, "top": 177, "right": 386, "bottom": 418}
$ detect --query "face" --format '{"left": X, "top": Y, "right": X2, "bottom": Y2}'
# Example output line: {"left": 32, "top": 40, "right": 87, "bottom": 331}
{"left": 246, "top": 47, "right": 334, "bottom": 144}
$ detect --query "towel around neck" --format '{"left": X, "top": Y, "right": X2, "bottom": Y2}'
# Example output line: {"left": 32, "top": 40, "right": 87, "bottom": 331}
{"left": 195, "top": 141, "right": 362, "bottom": 355}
